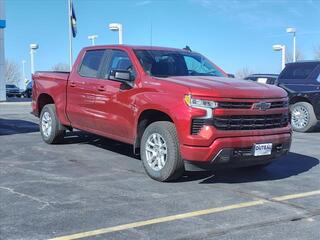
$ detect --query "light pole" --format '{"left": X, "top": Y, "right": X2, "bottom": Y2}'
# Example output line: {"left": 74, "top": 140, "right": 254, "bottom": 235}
{"left": 22, "top": 60, "right": 26, "bottom": 80}
{"left": 88, "top": 34, "right": 98, "bottom": 46}
{"left": 286, "top": 27, "right": 296, "bottom": 62}
{"left": 273, "top": 44, "right": 286, "bottom": 70}
{"left": 109, "top": 23, "right": 123, "bottom": 44}
{"left": 0, "top": 0, "right": 6, "bottom": 101}
{"left": 30, "top": 43, "right": 39, "bottom": 75}
{"left": 21, "top": 60, "right": 26, "bottom": 90}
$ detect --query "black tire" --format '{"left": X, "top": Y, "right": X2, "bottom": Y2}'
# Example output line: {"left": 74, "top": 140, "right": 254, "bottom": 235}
{"left": 39, "top": 104, "right": 65, "bottom": 144}
{"left": 140, "top": 121, "right": 184, "bottom": 182}
{"left": 290, "top": 102, "right": 318, "bottom": 132}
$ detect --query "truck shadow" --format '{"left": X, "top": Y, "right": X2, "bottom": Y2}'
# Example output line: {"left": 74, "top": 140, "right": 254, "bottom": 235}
{"left": 62, "top": 131, "right": 319, "bottom": 183}
{"left": 313, "top": 123, "right": 320, "bottom": 132}
{"left": 179, "top": 152, "right": 319, "bottom": 184}
{"left": 61, "top": 131, "right": 139, "bottom": 159}
{"left": 0, "top": 118, "right": 39, "bottom": 136}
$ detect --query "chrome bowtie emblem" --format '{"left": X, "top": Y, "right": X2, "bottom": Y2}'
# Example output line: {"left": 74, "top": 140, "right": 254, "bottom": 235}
{"left": 252, "top": 102, "right": 271, "bottom": 111}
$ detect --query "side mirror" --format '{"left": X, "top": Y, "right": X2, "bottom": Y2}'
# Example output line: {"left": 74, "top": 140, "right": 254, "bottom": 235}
{"left": 109, "top": 69, "right": 134, "bottom": 82}
{"left": 227, "top": 73, "right": 235, "bottom": 78}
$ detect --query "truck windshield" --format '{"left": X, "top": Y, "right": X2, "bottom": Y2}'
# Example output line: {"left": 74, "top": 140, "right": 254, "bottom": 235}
{"left": 134, "top": 50, "right": 225, "bottom": 78}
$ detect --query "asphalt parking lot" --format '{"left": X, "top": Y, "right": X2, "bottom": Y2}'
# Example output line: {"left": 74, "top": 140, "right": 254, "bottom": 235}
{"left": 0, "top": 103, "right": 320, "bottom": 240}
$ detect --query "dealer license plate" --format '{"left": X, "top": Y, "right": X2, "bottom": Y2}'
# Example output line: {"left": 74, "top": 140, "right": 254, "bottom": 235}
{"left": 253, "top": 143, "right": 272, "bottom": 156}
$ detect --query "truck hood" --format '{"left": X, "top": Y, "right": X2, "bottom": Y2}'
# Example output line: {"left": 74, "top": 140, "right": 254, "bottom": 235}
{"left": 160, "top": 76, "right": 287, "bottom": 99}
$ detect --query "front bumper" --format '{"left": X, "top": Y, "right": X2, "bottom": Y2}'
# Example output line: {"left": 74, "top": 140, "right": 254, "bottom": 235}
{"left": 181, "top": 133, "right": 291, "bottom": 169}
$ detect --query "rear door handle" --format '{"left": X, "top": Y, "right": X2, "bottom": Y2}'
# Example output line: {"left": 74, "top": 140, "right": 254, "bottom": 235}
{"left": 69, "top": 82, "right": 76, "bottom": 87}
{"left": 97, "top": 86, "right": 106, "bottom": 92}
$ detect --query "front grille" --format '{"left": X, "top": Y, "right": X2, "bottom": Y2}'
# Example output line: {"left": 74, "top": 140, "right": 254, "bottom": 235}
{"left": 219, "top": 102, "right": 252, "bottom": 109}
{"left": 270, "top": 101, "right": 289, "bottom": 108}
{"left": 191, "top": 99, "right": 289, "bottom": 134}
{"left": 191, "top": 119, "right": 206, "bottom": 135}
{"left": 212, "top": 114, "right": 289, "bottom": 130}
{"left": 191, "top": 114, "right": 289, "bottom": 134}
{"left": 218, "top": 100, "right": 288, "bottom": 109}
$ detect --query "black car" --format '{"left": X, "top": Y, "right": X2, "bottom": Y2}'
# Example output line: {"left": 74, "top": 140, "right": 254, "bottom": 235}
{"left": 6, "top": 84, "right": 22, "bottom": 97}
{"left": 244, "top": 74, "right": 279, "bottom": 85}
{"left": 23, "top": 81, "right": 32, "bottom": 98}
{"left": 277, "top": 61, "right": 320, "bottom": 132}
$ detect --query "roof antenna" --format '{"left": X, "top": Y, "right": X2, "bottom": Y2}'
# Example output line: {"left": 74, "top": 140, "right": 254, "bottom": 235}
{"left": 183, "top": 45, "right": 192, "bottom": 52}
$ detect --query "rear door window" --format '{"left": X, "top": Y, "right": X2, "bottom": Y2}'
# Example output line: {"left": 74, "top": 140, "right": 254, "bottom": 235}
{"left": 79, "top": 50, "right": 105, "bottom": 78}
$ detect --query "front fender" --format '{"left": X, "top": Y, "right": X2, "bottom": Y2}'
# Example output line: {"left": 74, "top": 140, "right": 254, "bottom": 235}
{"left": 134, "top": 91, "right": 192, "bottom": 143}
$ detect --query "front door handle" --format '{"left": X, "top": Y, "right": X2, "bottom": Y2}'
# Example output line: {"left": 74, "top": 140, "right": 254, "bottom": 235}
{"left": 97, "top": 86, "right": 106, "bottom": 92}
{"left": 69, "top": 82, "right": 76, "bottom": 87}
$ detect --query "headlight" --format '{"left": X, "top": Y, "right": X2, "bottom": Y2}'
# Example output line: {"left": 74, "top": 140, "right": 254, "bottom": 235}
{"left": 184, "top": 95, "right": 218, "bottom": 109}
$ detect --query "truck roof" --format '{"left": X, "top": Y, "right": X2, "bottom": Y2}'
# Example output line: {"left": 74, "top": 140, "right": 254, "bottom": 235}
{"left": 286, "top": 60, "right": 320, "bottom": 65}
{"left": 82, "top": 44, "right": 193, "bottom": 53}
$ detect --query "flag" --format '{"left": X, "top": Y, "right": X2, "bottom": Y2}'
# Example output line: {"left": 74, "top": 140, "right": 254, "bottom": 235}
{"left": 70, "top": 0, "right": 77, "bottom": 37}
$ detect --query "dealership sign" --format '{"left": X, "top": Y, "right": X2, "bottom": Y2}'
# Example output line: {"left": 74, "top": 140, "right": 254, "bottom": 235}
{"left": 0, "top": 20, "right": 6, "bottom": 28}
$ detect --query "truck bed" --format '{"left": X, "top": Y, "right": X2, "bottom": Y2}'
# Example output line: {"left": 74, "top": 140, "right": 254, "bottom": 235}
{"left": 33, "top": 71, "right": 70, "bottom": 81}
{"left": 32, "top": 71, "right": 70, "bottom": 124}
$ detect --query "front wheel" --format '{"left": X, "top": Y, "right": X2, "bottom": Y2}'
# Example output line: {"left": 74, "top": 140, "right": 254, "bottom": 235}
{"left": 140, "top": 121, "right": 184, "bottom": 182}
{"left": 40, "top": 104, "right": 65, "bottom": 144}
{"left": 290, "top": 102, "right": 317, "bottom": 132}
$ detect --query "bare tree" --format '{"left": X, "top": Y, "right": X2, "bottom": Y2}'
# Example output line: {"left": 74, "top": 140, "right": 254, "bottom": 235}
{"left": 235, "top": 67, "right": 254, "bottom": 79}
{"left": 314, "top": 45, "right": 320, "bottom": 60}
{"left": 51, "top": 63, "right": 70, "bottom": 71}
{"left": 286, "top": 48, "right": 304, "bottom": 63}
{"left": 5, "top": 60, "right": 21, "bottom": 85}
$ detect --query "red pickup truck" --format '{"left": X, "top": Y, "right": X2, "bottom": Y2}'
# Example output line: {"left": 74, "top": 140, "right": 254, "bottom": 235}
{"left": 32, "top": 45, "right": 291, "bottom": 182}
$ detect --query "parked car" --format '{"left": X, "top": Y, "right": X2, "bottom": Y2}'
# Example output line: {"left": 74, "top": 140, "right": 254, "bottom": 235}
{"left": 277, "top": 61, "right": 320, "bottom": 132}
{"left": 23, "top": 81, "right": 32, "bottom": 98}
{"left": 32, "top": 45, "right": 291, "bottom": 182}
{"left": 244, "top": 74, "right": 279, "bottom": 85}
{"left": 6, "top": 84, "right": 22, "bottom": 97}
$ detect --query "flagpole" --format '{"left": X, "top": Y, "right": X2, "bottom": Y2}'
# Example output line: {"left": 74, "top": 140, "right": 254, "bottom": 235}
{"left": 0, "top": 0, "right": 6, "bottom": 101}
{"left": 68, "top": 0, "right": 73, "bottom": 71}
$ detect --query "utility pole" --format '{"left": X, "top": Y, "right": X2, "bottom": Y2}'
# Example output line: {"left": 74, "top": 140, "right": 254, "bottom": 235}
{"left": 0, "top": 0, "right": 6, "bottom": 101}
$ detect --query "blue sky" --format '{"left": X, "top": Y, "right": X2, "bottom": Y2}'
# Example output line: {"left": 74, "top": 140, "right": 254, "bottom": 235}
{"left": 4, "top": 0, "right": 320, "bottom": 79}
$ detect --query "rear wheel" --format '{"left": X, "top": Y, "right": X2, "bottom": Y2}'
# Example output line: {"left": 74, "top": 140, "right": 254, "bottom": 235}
{"left": 291, "top": 102, "right": 317, "bottom": 132}
{"left": 40, "top": 104, "right": 65, "bottom": 144}
{"left": 140, "top": 121, "right": 184, "bottom": 182}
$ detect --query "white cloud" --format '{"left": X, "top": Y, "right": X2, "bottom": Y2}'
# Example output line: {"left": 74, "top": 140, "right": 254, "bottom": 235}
{"left": 136, "top": 0, "right": 152, "bottom": 6}
{"left": 190, "top": 0, "right": 299, "bottom": 29}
